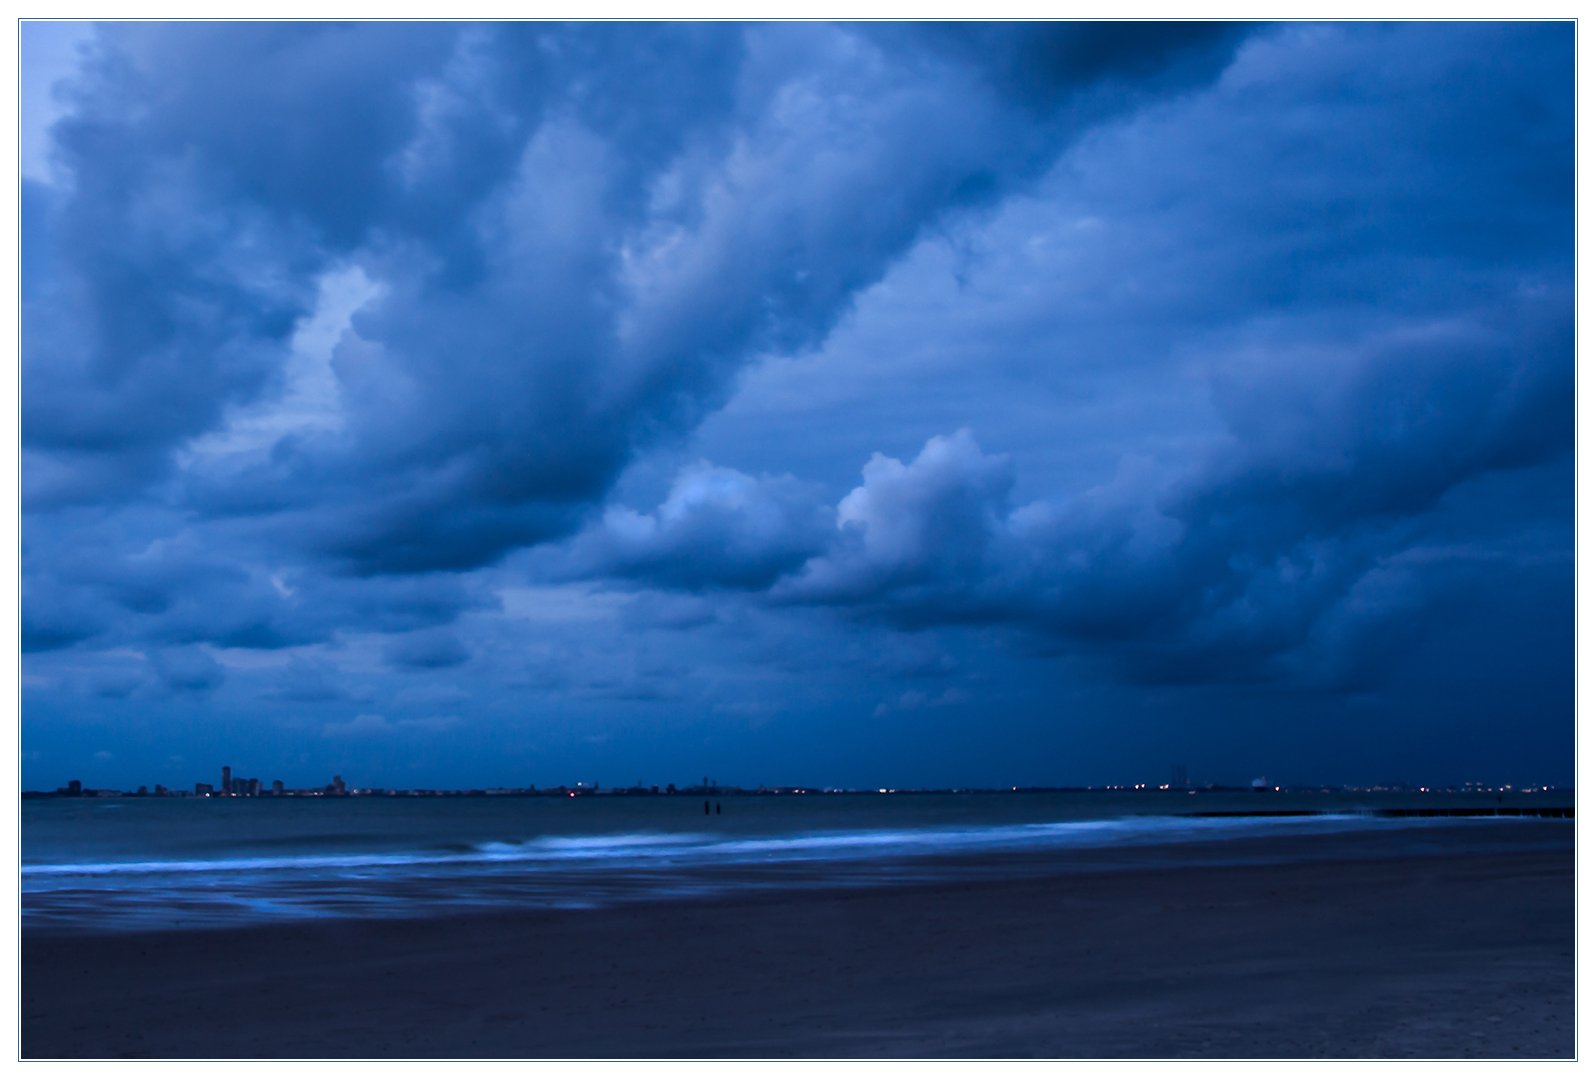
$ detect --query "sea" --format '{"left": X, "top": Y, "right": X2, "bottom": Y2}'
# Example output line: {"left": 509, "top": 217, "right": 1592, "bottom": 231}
{"left": 21, "top": 788, "right": 1574, "bottom": 936}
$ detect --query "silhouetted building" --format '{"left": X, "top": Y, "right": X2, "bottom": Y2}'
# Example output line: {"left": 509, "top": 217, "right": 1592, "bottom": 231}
{"left": 221, "top": 765, "right": 231, "bottom": 794}
{"left": 271, "top": 780, "right": 284, "bottom": 795}
{"left": 196, "top": 782, "right": 214, "bottom": 795}
{"left": 66, "top": 780, "right": 81, "bottom": 796}
{"left": 1172, "top": 765, "right": 1188, "bottom": 787}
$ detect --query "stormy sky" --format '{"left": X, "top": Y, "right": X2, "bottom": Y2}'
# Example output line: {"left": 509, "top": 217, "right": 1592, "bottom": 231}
{"left": 20, "top": 21, "right": 1573, "bottom": 792}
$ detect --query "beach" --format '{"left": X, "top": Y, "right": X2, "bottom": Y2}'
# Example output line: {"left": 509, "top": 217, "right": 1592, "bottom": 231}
{"left": 22, "top": 825, "right": 1574, "bottom": 1059}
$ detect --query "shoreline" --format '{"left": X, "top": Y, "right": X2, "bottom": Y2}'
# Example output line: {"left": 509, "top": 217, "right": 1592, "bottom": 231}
{"left": 22, "top": 816, "right": 1574, "bottom": 938}
{"left": 22, "top": 829, "right": 1574, "bottom": 1059}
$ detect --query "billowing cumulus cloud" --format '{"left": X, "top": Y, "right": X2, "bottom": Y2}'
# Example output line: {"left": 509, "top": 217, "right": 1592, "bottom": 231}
{"left": 20, "top": 21, "right": 1572, "bottom": 790}
{"left": 565, "top": 463, "right": 831, "bottom": 590}
{"left": 579, "top": 289, "right": 1571, "bottom": 688}
{"left": 790, "top": 431, "right": 1016, "bottom": 602}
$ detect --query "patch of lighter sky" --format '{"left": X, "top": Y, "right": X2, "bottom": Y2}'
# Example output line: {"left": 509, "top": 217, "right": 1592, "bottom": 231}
{"left": 497, "top": 586, "right": 631, "bottom": 623}
{"left": 19, "top": 20, "right": 94, "bottom": 184}
{"left": 176, "top": 266, "right": 383, "bottom": 465}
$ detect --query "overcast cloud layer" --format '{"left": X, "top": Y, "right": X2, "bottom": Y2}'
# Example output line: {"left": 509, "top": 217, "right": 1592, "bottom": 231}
{"left": 21, "top": 22, "right": 1572, "bottom": 792}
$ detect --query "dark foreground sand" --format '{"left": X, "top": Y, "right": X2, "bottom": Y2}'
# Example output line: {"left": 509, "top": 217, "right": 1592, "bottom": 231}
{"left": 23, "top": 829, "right": 1574, "bottom": 1058}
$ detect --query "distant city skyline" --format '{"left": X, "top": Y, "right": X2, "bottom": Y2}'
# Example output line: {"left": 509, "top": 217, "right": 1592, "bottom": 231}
{"left": 25, "top": 765, "right": 1570, "bottom": 800}
{"left": 20, "top": 22, "right": 1573, "bottom": 792}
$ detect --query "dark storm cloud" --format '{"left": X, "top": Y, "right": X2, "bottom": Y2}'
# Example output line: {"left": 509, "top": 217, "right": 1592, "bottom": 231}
{"left": 563, "top": 21, "right": 1573, "bottom": 689}
{"left": 580, "top": 291, "right": 1569, "bottom": 686}
{"left": 25, "top": 22, "right": 1240, "bottom": 568}
{"left": 875, "top": 21, "right": 1251, "bottom": 115}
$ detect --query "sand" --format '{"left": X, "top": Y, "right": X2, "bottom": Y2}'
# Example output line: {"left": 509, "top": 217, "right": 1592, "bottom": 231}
{"left": 21, "top": 828, "right": 1575, "bottom": 1058}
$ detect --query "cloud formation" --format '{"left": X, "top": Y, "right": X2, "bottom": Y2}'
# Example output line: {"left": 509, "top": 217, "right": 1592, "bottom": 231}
{"left": 25, "top": 22, "right": 1239, "bottom": 563}
{"left": 579, "top": 286, "right": 1571, "bottom": 687}
{"left": 22, "top": 23, "right": 1251, "bottom": 660}
{"left": 20, "top": 22, "right": 1572, "bottom": 788}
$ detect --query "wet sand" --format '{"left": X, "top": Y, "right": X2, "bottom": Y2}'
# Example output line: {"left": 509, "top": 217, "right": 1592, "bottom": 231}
{"left": 22, "top": 829, "right": 1574, "bottom": 1058}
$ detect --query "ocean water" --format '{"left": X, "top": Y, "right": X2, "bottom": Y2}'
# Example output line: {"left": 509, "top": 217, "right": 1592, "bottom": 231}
{"left": 21, "top": 790, "right": 1573, "bottom": 935}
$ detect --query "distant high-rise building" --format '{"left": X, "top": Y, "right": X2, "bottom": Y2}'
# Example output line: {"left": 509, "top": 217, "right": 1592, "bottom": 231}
{"left": 66, "top": 780, "right": 81, "bottom": 796}
{"left": 271, "top": 780, "right": 284, "bottom": 795}
{"left": 221, "top": 766, "right": 231, "bottom": 794}
{"left": 196, "top": 782, "right": 214, "bottom": 795}
{"left": 249, "top": 778, "right": 262, "bottom": 796}
{"left": 1172, "top": 765, "right": 1188, "bottom": 787}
